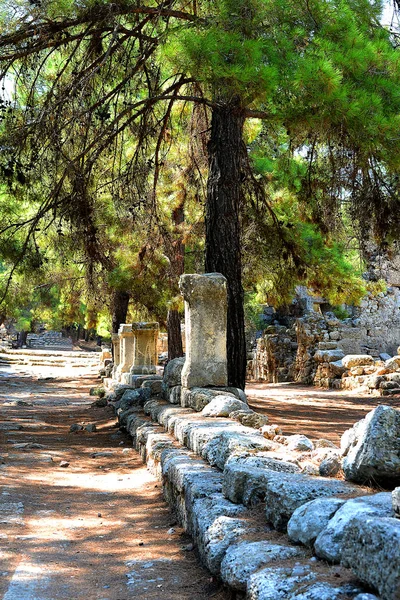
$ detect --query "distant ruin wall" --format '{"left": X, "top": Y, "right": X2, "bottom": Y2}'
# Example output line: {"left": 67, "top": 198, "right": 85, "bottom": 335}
{"left": 248, "top": 288, "right": 400, "bottom": 387}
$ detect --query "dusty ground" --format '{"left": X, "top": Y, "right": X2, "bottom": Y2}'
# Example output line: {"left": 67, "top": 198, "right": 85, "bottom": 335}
{"left": 0, "top": 363, "right": 395, "bottom": 600}
{"left": 0, "top": 365, "right": 229, "bottom": 600}
{"left": 246, "top": 380, "right": 400, "bottom": 445}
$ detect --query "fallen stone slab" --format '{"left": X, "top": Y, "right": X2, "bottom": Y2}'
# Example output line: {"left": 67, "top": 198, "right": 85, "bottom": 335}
{"left": 342, "top": 516, "right": 400, "bottom": 600}
{"left": 287, "top": 497, "right": 346, "bottom": 547}
{"left": 341, "top": 405, "right": 400, "bottom": 485}
{"left": 263, "top": 472, "right": 360, "bottom": 532}
{"left": 220, "top": 541, "right": 305, "bottom": 591}
{"left": 314, "top": 492, "right": 394, "bottom": 563}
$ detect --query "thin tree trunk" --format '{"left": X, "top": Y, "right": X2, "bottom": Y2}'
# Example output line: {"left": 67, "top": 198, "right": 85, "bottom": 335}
{"left": 167, "top": 308, "right": 184, "bottom": 360}
{"left": 205, "top": 99, "right": 246, "bottom": 390}
{"left": 111, "top": 290, "right": 130, "bottom": 334}
{"left": 166, "top": 201, "right": 185, "bottom": 361}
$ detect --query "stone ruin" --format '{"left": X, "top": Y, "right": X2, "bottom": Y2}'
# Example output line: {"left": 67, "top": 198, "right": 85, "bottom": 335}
{"left": 101, "top": 272, "right": 400, "bottom": 600}
{"left": 248, "top": 284, "right": 400, "bottom": 391}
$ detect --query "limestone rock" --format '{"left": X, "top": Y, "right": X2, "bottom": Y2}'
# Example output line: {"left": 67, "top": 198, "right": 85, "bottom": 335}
{"left": 314, "top": 492, "right": 393, "bottom": 563}
{"left": 319, "top": 455, "right": 341, "bottom": 477}
{"left": 392, "top": 487, "right": 400, "bottom": 517}
{"left": 201, "top": 396, "right": 249, "bottom": 417}
{"left": 342, "top": 516, "right": 400, "bottom": 600}
{"left": 342, "top": 355, "right": 375, "bottom": 368}
{"left": 287, "top": 497, "right": 346, "bottom": 546}
{"left": 385, "top": 355, "right": 400, "bottom": 370}
{"left": 181, "top": 387, "right": 237, "bottom": 411}
{"left": 330, "top": 359, "right": 346, "bottom": 376}
{"left": 236, "top": 411, "right": 268, "bottom": 429}
{"left": 247, "top": 566, "right": 362, "bottom": 600}
{"left": 341, "top": 405, "right": 400, "bottom": 485}
{"left": 286, "top": 435, "right": 314, "bottom": 452}
{"left": 141, "top": 379, "right": 162, "bottom": 394}
{"left": 261, "top": 424, "right": 283, "bottom": 439}
{"left": 314, "top": 349, "right": 345, "bottom": 363}
{"left": 220, "top": 541, "right": 304, "bottom": 591}
{"left": 163, "top": 357, "right": 185, "bottom": 388}
{"left": 202, "top": 431, "right": 279, "bottom": 470}
{"left": 115, "top": 387, "right": 151, "bottom": 411}
{"left": 314, "top": 439, "right": 338, "bottom": 449}
{"left": 264, "top": 472, "right": 359, "bottom": 532}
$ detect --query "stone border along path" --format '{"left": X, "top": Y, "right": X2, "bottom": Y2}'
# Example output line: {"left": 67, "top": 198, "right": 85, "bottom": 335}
{"left": 108, "top": 371, "right": 400, "bottom": 600}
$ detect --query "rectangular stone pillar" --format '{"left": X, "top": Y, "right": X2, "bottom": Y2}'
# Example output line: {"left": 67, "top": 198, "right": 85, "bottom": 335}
{"left": 130, "top": 322, "right": 159, "bottom": 376}
{"left": 179, "top": 273, "right": 228, "bottom": 388}
{"left": 111, "top": 333, "right": 121, "bottom": 380}
{"left": 118, "top": 324, "right": 135, "bottom": 384}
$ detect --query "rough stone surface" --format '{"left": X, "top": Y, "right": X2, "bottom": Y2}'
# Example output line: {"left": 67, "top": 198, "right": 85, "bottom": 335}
{"left": 163, "top": 357, "right": 185, "bottom": 388}
{"left": 393, "top": 487, "right": 400, "bottom": 517}
{"left": 233, "top": 411, "right": 269, "bottom": 429}
{"left": 181, "top": 387, "right": 237, "bottom": 411}
{"left": 286, "top": 435, "right": 314, "bottom": 452}
{"left": 319, "top": 455, "right": 341, "bottom": 477}
{"left": 341, "top": 405, "right": 400, "bottom": 484}
{"left": 342, "top": 355, "right": 375, "bottom": 368}
{"left": 342, "top": 516, "right": 400, "bottom": 600}
{"left": 202, "top": 431, "right": 279, "bottom": 470}
{"left": 129, "top": 321, "right": 159, "bottom": 375}
{"left": 115, "top": 387, "right": 151, "bottom": 411}
{"left": 247, "top": 566, "right": 362, "bottom": 600}
{"left": 314, "top": 492, "right": 394, "bottom": 563}
{"left": 264, "top": 472, "right": 359, "bottom": 532}
{"left": 287, "top": 497, "right": 346, "bottom": 547}
{"left": 314, "top": 349, "right": 345, "bottom": 363}
{"left": 201, "top": 396, "right": 249, "bottom": 417}
{"left": 179, "top": 273, "right": 228, "bottom": 388}
{"left": 220, "top": 541, "right": 304, "bottom": 591}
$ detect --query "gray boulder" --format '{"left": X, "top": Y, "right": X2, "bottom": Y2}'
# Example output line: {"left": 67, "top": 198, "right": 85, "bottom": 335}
{"left": 220, "top": 541, "right": 304, "bottom": 591}
{"left": 181, "top": 387, "right": 237, "bottom": 411}
{"left": 201, "top": 395, "right": 249, "bottom": 417}
{"left": 115, "top": 387, "right": 151, "bottom": 411}
{"left": 286, "top": 435, "right": 314, "bottom": 452}
{"left": 314, "top": 492, "right": 393, "bottom": 563}
{"left": 202, "top": 431, "right": 279, "bottom": 470}
{"left": 287, "top": 497, "right": 346, "bottom": 547}
{"left": 264, "top": 472, "right": 359, "bottom": 532}
{"left": 163, "top": 357, "right": 185, "bottom": 388}
{"left": 341, "top": 405, "right": 400, "bottom": 485}
{"left": 342, "top": 516, "right": 400, "bottom": 600}
{"left": 247, "top": 566, "right": 363, "bottom": 600}
{"left": 314, "top": 349, "right": 345, "bottom": 363}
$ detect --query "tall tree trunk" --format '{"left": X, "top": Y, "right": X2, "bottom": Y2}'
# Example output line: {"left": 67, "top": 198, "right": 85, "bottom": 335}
{"left": 205, "top": 99, "right": 246, "bottom": 390}
{"left": 167, "top": 308, "right": 183, "bottom": 360}
{"left": 167, "top": 201, "right": 185, "bottom": 361}
{"left": 111, "top": 290, "right": 130, "bottom": 334}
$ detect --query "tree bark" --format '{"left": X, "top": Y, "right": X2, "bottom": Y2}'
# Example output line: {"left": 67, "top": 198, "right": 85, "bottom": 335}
{"left": 111, "top": 290, "right": 130, "bottom": 334}
{"left": 167, "top": 308, "right": 184, "bottom": 360}
{"left": 205, "top": 99, "right": 246, "bottom": 390}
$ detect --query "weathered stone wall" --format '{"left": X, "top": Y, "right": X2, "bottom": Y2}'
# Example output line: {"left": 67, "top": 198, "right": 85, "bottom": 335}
{"left": 249, "top": 288, "right": 400, "bottom": 387}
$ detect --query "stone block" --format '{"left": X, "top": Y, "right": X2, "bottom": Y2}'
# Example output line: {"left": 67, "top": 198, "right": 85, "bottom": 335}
{"left": 264, "top": 472, "right": 359, "bottom": 532}
{"left": 220, "top": 541, "right": 304, "bottom": 591}
{"left": 341, "top": 405, "right": 400, "bottom": 485}
{"left": 341, "top": 516, "right": 400, "bottom": 600}
{"left": 201, "top": 395, "right": 249, "bottom": 417}
{"left": 163, "top": 357, "right": 185, "bottom": 388}
{"left": 181, "top": 387, "right": 237, "bottom": 411}
{"left": 287, "top": 497, "right": 346, "bottom": 547}
{"left": 314, "top": 492, "right": 393, "bottom": 563}
{"left": 179, "top": 273, "right": 228, "bottom": 388}
{"left": 393, "top": 487, "right": 400, "bottom": 517}
{"left": 314, "top": 349, "right": 345, "bottom": 363}
{"left": 286, "top": 434, "right": 314, "bottom": 452}
{"left": 342, "top": 355, "right": 375, "bottom": 368}
{"left": 385, "top": 355, "right": 400, "bottom": 370}
{"left": 168, "top": 385, "right": 182, "bottom": 404}
{"left": 202, "top": 430, "right": 280, "bottom": 470}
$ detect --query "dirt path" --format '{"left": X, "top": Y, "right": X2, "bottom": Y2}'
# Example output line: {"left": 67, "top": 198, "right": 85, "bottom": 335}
{"left": 246, "top": 380, "right": 400, "bottom": 445}
{"left": 0, "top": 366, "right": 229, "bottom": 600}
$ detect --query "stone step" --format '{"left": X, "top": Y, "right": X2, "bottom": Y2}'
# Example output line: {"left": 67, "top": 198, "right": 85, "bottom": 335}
{"left": 112, "top": 388, "right": 378, "bottom": 599}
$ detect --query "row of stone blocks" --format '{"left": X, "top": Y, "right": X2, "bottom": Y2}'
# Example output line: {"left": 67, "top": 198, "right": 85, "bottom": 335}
{"left": 109, "top": 381, "right": 399, "bottom": 600}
